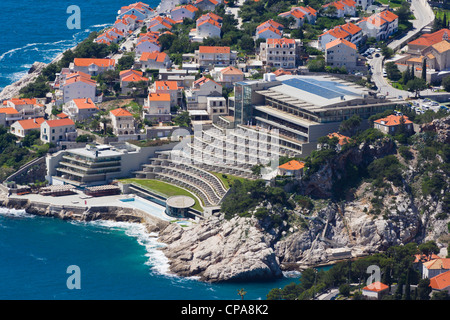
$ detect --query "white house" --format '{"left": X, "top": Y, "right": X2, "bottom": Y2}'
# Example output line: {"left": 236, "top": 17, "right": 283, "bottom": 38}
{"left": 185, "top": 76, "right": 222, "bottom": 110}
{"left": 4, "top": 98, "right": 45, "bottom": 119}
{"left": 259, "top": 38, "right": 297, "bottom": 69}
{"left": 118, "top": 2, "right": 153, "bottom": 20}
{"left": 278, "top": 8, "right": 306, "bottom": 28}
{"left": 119, "top": 69, "right": 149, "bottom": 95}
{"left": 60, "top": 72, "right": 97, "bottom": 104}
{"left": 139, "top": 51, "right": 171, "bottom": 70}
{"left": 358, "top": 10, "right": 398, "bottom": 41}
{"left": 151, "top": 80, "right": 181, "bottom": 107}
{"left": 325, "top": 38, "right": 358, "bottom": 71}
{"left": 62, "top": 98, "right": 99, "bottom": 121}
{"left": 322, "top": 0, "right": 357, "bottom": 18}
{"left": 256, "top": 20, "right": 284, "bottom": 40}
{"left": 318, "top": 22, "right": 362, "bottom": 50}
{"left": 10, "top": 118, "right": 45, "bottom": 138}
{"left": 135, "top": 39, "right": 161, "bottom": 55}
{"left": 422, "top": 258, "right": 450, "bottom": 279}
{"left": 291, "top": 6, "right": 317, "bottom": 24}
{"left": 71, "top": 58, "right": 116, "bottom": 76}
{"left": 170, "top": 4, "right": 198, "bottom": 23}
{"left": 40, "top": 118, "right": 77, "bottom": 144}
{"left": 194, "top": 0, "right": 220, "bottom": 12}
{"left": 109, "top": 108, "right": 136, "bottom": 136}
{"left": 195, "top": 46, "right": 236, "bottom": 68}
{"left": 143, "top": 93, "right": 172, "bottom": 122}
{"left": 213, "top": 66, "right": 244, "bottom": 87}
{"left": 361, "top": 282, "right": 389, "bottom": 300}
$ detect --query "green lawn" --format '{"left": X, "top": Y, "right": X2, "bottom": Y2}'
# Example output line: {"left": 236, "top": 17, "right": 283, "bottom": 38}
{"left": 119, "top": 178, "right": 203, "bottom": 211}
{"left": 209, "top": 172, "right": 246, "bottom": 189}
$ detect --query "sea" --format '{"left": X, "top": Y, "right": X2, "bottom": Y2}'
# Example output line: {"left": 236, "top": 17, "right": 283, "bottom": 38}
{"left": 0, "top": 0, "right": 303, "bottom": 300}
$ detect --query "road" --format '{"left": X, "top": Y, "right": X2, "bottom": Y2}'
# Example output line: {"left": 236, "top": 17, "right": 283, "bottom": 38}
{"left": 368, "top": 0, "right": 435, "bottom": 98}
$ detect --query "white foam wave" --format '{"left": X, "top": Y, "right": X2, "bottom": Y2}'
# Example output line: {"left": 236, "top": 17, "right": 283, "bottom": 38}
{"left": 0, "top": 207, "right": 35, "bottom": 218}
{"left": 86, "top": 219, "right": 173, "bottom": 277}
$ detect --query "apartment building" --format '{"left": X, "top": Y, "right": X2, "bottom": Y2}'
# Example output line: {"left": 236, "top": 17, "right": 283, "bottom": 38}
{"left": 259, "top": 38, "right": 298, "bottom": 69}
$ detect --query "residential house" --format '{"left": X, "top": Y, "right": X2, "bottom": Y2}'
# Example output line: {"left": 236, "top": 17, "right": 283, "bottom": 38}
{"left": 40, "top": 118, "right": 77, "bottom": 144}
{"left": 10, "top": 118, "right": 45, "bottom": 138}
{"left": 358, "top": 10, "right": 398, "bottom": 41}
{"left": 185, "top": 76, "right": 222, "bottom": 110}
{"left": 170, "top": 4, "right": 199, "bottom": 23}
{"left": 4, "top": 98, "right": 45, "bottom": 119}
{"left": 151, "top": 80, "right": 181, "bottom": 107}
{"left": 256, "top": 20, "right": 284, "bottom": 40}
{"left": 109, "top": 108, "right": 136, "bottom": 136}
{"left": 143, "top": 93, "right": 172, "bottom": 122}
{"left": 191, "top": 13, "right": 222, "bottom": 41}
{"left": 361, "top": 282, "right": 389, "bottom": 300}
{"left": 147, "top": 16, "right": 176, "bottom": 32}
{"left": 322, "top": 0, "right": 356, "bottom": 18}
{"left": 429, "top": 270, "right": 450, "bottom": 295}
{"left": 139, "top": 51, "right": 171, "bottom": 70}
{"left": 119, "top": 69, "right": 149, "bottom": 95}
{"left": 95, "top": 27, "right": 126, "bottom": 45}
{"left": 259, "top": 38, "right": 297, "bottom": 69}
{"left": 135, "top": 38, "right": 161, "bottom": 55}
{"left": 291, "top": 6, "right": 317, "bottom": 24}
{"left": 62, "top": 98, "right": 99, "bottom": 121}
{"left": 318, "top": 132, "right": 352, "bottom": 151}
{"left": 325, "top": 38, "right": 358, "bottom": 72}
{"left": 354, "top": 0, "right": 373, "bottom": 9}
{"left": 118, "top": 2, "right": 153, "bottom": 20}
{"left": 71, "top": 58, "right": 116, "bottom": 76}
{"left": 213, "top": 66, "right": 244, "bottom": 87}
{"left": 422, "top": 258, "right": 450, "bottom": 279}
{"left": 278, "top": 8, "right": 306, "bottom": 28}
{"left": 206, "top": 96, "right": 227, "bottom": 120}
{"left": 194, "top": 0, "right": 220, "bottom": 12}
{"left": 195, "top": 46, "right": 236, "bottom": 68}
{"left": 59, "top": 72, "right": 98, "bottom": 104}
{"left": 277, "top": 160, "right": 305, "bottom": 178}
{"left": 373, "top": 114, "right": 413, "bottom": 135}
{"left": 319, "top": 22, "right": 362, "bottom": 50}
{"left": 0, "top": 108, "right": 21, "bottom": 127}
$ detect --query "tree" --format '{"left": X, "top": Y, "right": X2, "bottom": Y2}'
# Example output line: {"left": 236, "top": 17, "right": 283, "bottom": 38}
{"left": 422, "top": 58, "right": 427, "bottom": 80}
{"left": 442, "top": 76, "right": 450, "bottom": 92}
{"left": 406, "top": 78, "right": 427, "bottom": 98}
{"left": 385, "top": 62, "right": 402, "bottom": 81}
{"left": 416, "top": 278, "right": 431, "bottom": 300}
{"left": 339, "top": 115, "right": 362, "bottom": 136}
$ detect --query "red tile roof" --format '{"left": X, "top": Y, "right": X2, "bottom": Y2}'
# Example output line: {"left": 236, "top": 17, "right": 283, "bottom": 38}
{"left": 363, "top": 282, "right": 389, "bottom": 292}
{"left": 278, "top": 160, "right": 305, "bottom": 170}
{"left": 73, "top": 58, "right": 116, "bottom": 68}
{"left": 198, "top": 46, "right": 230, "bottom": 54}
{"left": 430, "top": 270, "right": 450, "bottom": 290}
{"left": 374, "top": 115, "right": 412, "bottom": 126}
{"left": 0, "top": 107, "right": 19, "bottom": 114}
{"left": 72, "top": 98, "right": 99, "bottom": 110}
{"left": 110, "top": 108, "right": 133, "bottom": 117}
{"left": 44, "top": 118, "right": 75, "bottom": 127}
{"left": 14, "top": 118, "right": 45, "bottom": 130}
{"left": 326, "top": 38, "right": 357, "bottom": 50}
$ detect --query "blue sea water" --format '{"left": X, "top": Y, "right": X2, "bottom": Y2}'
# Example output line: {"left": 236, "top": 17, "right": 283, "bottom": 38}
{"left": 0, "top": 0, "right": 145, "bottom": 91}
{"left": 0, "top": 208, "right": 299, "bottom": 300}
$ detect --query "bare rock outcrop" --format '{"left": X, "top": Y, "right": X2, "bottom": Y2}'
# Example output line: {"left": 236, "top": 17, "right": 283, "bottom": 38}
{"left": 0, "top": 62, "right": 47, "bottom": 101}
{"left": 158, "top": 216, "right": 283, "bottom": 282}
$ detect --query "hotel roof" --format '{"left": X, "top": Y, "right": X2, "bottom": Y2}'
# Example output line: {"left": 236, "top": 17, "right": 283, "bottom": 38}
{"left": 260, "top": 75, "right": 369, "bottom": 109}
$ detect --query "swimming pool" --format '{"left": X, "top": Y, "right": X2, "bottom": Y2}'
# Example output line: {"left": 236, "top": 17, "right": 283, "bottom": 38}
{"left": 119, "top": 197, "right": 172, "bottom": 221}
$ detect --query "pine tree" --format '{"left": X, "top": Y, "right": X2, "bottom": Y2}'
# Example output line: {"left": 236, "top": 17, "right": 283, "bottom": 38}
{"left": 422, "top": 58, "right": 427, "bottom": 80}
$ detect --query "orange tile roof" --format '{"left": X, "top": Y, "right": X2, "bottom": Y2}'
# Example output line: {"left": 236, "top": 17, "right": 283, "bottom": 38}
{"left": 73, "top": 58, "right": 116, "bottom": 68}
{"left": 120, "top": 69, "right": 143, "bottom": 77}
{"left": 374, "top": 115, "right": 412, "bottom": 126}
{"left": 0, "top": 107, "right": 20, "bottom": 114}
{"left": 110, "top": 108, "right": 133, "bottom": 117}
{"left": 15, "top": 118, "right": 45, "bottom": 130}
{"left": 140, "top": 51, "right": 168, "bottom": 63}
{"left": 56, "top": 112, "right": 69, "bottom": 119}
{"left": 198, "top": 18, "right": 221, "bottom": 28}
{"left": 326, "top": 38, "right": 357, "bottom": 50}
{"left": 72, "top": 98, "right": 99, "bottom": 110}
{"left": 327, "top": 132, "right": 352, "bottom": 145}
{"left": 430, "top": 270, "right": 450, "bottom": 290}
{"left": 339, "top": 22, "right": 362, "bottom": 35}
{"left": 121, "top": 73, "right": 149, "bottom": 82}
{"left": 7, "top": 98, "right": 37, "bottom": 105}
{"left": 154, "top": 81, "right": 179, "bottom": 91}
{"left": 220, "top": 66, "right": 243, "bottom": 75}
{"left": 148, "top": 93, "right": 171, "bottom": 101}
{"left": 258, "top": 26, "right": 282, "bottom": 36}
{"left": 423, "top": 258, "right": 450, "bottom": 270}
{"left": 431, "top": 40, "right": 450, "bottom": 53}
{"left": 414, "top": 254, "right": 440, "bottom": 263}
{"left": 278, "top": 160, "right": 305, "bottom": 171}
{"left": 198, "top": 46, "right": 230, "bottom": 54}
{"left": 363, "top": 282, "right": 389, "bottom": 292}
{"left": 408, "top": 28, "right": 450, "bottom": 47}
{"left": 267, "top": 38, "right": 295, "bottom": 46}
{"left": 379, "top": 10, "right": 398, "bottom": 23}
{"left": 44, "top": 118, "right": 75, "bottom": 127}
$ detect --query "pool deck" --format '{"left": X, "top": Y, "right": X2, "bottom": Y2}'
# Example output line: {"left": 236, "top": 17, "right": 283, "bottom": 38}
{"left": 7, "top": 191, "right": 176, "bottom": 223}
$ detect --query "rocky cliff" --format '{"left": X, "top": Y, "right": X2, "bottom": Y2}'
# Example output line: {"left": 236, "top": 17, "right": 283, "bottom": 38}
{"left": 0, "top": 62, "right": 47, "bottom": 101}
